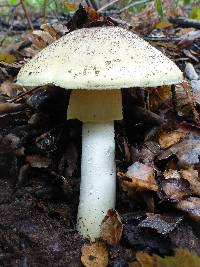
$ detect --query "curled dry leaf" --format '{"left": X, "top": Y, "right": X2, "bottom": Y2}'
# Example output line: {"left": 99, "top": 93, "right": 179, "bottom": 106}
{"left": 178, "top": 30, "right": 200, "bottom": 48}
{"left": 159, "top": 178, "right": 191, "bottom": 202}
{"left": 119, "top": 162, "right": 157, "bottom": 192}
{"left": 138, "top": 214, "right": 183, "bottom": 235}
{"left": 157, "top": 140, "right": 200, "bottom": 167}
{"left": 81, "top": 242, "right": 108, "bottom": 267}
{"left": 64, "top": 2, "right": 79, "bottom": 11}
{"left": 100, "top": 209, "right": 123, "bottom": 246}
{"left": 132, "top": 251, "right": 161, "bottom": 267}
{"left": 180, "top": 168, "right": 200, "bottom": 197}
{"left": 30, "top": 30, "right": 56, "bottom": 49}
{"left": 175, "top": 197, "right": 200, "bottom": 221}
{"left": 158, "top": 130, "right": 186, "bottom": 149}
{"left": 0, "top": 80, "right": 16, "bottom": 97}
{"left": 129, "top": 249, "right": 200, "bottom": 267}
{"left": 40, "top": 23, "right": 59, "bottom": 38}
{"left": 147, "top": 86, "right": 172, "bottom": 112}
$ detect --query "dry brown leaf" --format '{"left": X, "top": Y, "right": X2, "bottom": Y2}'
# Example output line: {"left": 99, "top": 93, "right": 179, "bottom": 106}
{"left": 30, "top": 30, "right": 56, "bottom": 49}
{"left": 176, "top": 197, "right": 200, "bottom": 221}
{"left": 85, "top": 6, "right": 101, "bottom": 22}
{"left": 158, "top": 140, "right": 200, "bottom": 167}
{"left": 178, "top": 30, "right": 200, "bottom": 48}
{"left": 159, "top": 178, "right": 191, "bottom": 202}
{"left": 0, "top": 54, "right": 16, "bottom": 63}
{"left": 64, "top": 2, "right": 79, "bottom": 11}
{"left": 119, "top": 162, "right": 157, "bottom": 191}
{"left": 155, "top": 42, "right": 177, "bottom": 50}
{"left": 81, "top": 242, "right": 108, "bottom": 267}
{"left": 129, "top": 262, "right": 141, "bottom": 267}
{"left": 147, "top": 86, "right": 172, "bottom": 111}
{"left": 51, "top": 23, "right": 69, "bottom": 35}
{"left": 100, "top": 209, "right": 123, "bottom": 246}
{"left": 158, "top": 130, "right": 186, "bottom": 149}
{"left": 180, "top": 168, "right": 200, "bottom": 197}
{"left": 155, "top": 19, "right": 173, "bottom": 29}
{"left": 129, "top": 249, "right": 200, "bottom": 267}
{"left": 136, "top": 251, "right": 161, "bottom": 267}
{"left": 41, "top": 23, "right": 60, "bottom": 38}
{"left": 0, "top": 80, "right": 15, "bottom": 97}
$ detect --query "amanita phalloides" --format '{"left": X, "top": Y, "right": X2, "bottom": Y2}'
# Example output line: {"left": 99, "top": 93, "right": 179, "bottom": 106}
{"left": 17, "top": 26, "right": 183, "bottom": 241}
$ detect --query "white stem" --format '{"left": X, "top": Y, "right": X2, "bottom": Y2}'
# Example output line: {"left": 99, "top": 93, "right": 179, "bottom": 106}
{"left": 77, "top": 121, "right": 116, "bottom": 241}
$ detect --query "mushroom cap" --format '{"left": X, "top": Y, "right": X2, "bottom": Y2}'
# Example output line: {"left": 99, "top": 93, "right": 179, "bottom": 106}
{"left": 17, "top": 27, "right": 183, "bottom": 89}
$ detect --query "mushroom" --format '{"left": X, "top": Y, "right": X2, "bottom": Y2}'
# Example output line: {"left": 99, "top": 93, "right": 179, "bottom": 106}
{"left": 17, "top": 26, "right": 183, "bottom": 241}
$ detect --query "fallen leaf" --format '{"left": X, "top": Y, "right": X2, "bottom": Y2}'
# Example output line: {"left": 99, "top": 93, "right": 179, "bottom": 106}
{"left": 41, "top": 23, "right": 59, "bottom": 38}
{"left": 155, "top": 19, "right": 173, "bottom": 29}
{"left": 147, "top": 86, "right": 172, "bottom": 111}
{"left": 129, "top": 249, "right": 200, "bottom": 267}
{"left": 81, "top": 242, "right": 108, "bottom": 267}
{"left": 135, "top": 251, "right": 161, "bottom": 267}
{"left": 30, "top": 30, "right": 55, "bottom": 49}
{"left": 138, "top": 214, "right": 183, "bottom": 235}
{"left": 178, "top": 30, "right": 200, "bottom": 48}
{"left": 158, "top": 130, "right": 186, "bottom": 149}
{"left": 159, "top": 178, "right": 191, "bottom": 202}
{"left": 157, "top": 140, "right": 200, "bottom": 167}
{"left": 0, "top": 80, "right": 16, "bottom": 97}
{"left": 180, "top": 168, "right": 200, "bottom": 196}
{"left": 156, "top": 42, "right": 177, "bottom": 49}
{"left": 85, "top": 6, "right": 100, "bottom": 22}
{"left": 100, "top": 209, "right": 123, "bottom": 246}
{"left": 119, "top": 162, "right": 157, "bottom": 192}
{"left": 161, "top": 248, "right": 200, "bottom": 266}
{"left": 176, "top": 197, "right": 200, "bottom": 221}
{"left": 190, "top": 5, "right": 200, "bottom": 20}
{"left": 0, "top": 54, "right": 16, "bottom": 63}
{"left": 64, "top": 2, "right": 79, "bottom": 11}
{"left": 129, "top": 262, "right": 141, "bottom": 267}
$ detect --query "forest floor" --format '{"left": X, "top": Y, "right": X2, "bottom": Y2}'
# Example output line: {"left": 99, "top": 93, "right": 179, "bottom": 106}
{"left": 1, "top": 1, "right": 200, "bottom": 266}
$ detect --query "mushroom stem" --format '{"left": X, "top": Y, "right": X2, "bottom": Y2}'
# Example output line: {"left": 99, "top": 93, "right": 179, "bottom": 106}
{"left": 77, "top": 121, "right": 116, "bottom": 241}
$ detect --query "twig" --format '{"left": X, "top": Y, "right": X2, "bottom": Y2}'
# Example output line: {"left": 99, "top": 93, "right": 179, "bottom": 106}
{"left": 98, "top": 0, "right": 121, "bottom": 12}
{"left": 119, "top": 0, "right": 148, "bottom": 13}
{"left": 0, "top": 103, "right": 25, "bottom": 114}
{"left": 8, "top": 86, "right": 41, "bottom": 103}
{"left": 169, "top": 16, "right": 200, "bottom": 29}
{"left": 107, "top": 16, "right": 132, "bottom": 29}
{"left": 144, "top": 36, "right": 181, "bottom": 42}
{"left": 19, "top": 0, "right": 34, "bottom": 31}
{"left": 171, "top": 84, "right": 177, "bottom": 113}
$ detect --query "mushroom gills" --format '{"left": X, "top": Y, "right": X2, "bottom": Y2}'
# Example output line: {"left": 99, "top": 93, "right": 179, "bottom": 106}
{"left": 67, "top": 89, "right": 122, "bottom": 122}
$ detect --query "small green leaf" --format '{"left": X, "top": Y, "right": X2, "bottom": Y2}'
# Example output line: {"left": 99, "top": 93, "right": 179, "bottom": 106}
{"left": 190, "top": 5, "right": 200, "bottom": 20}
{"left": 155, "top": 0, "right": 164, "bottom": 18}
